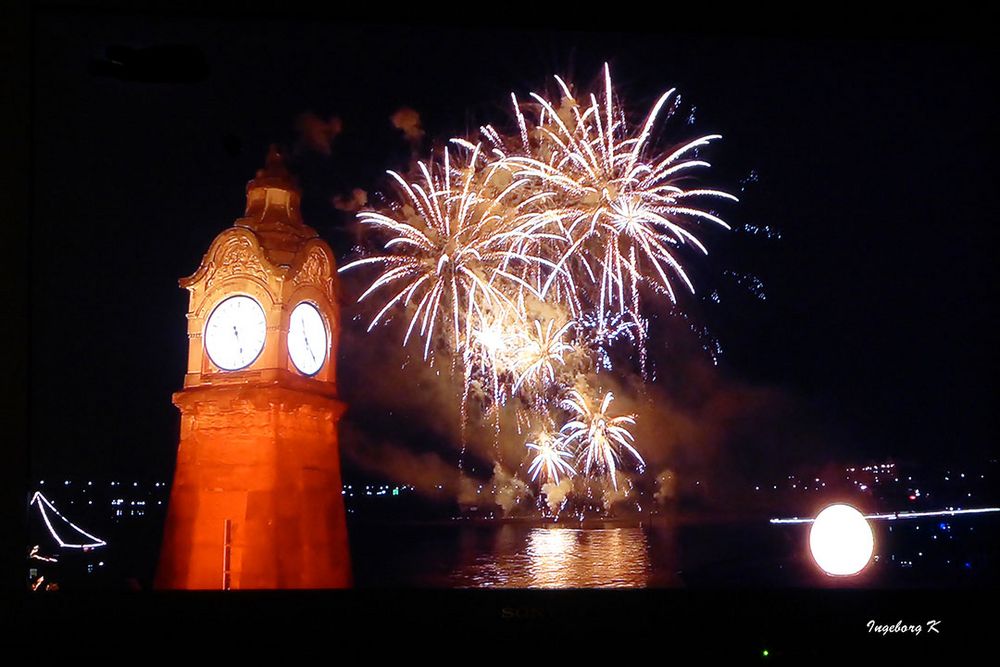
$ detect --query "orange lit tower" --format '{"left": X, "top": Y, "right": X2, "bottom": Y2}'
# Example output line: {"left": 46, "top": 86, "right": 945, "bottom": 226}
{"left": 156, "top": 146, "right": 350, "bottom": 589}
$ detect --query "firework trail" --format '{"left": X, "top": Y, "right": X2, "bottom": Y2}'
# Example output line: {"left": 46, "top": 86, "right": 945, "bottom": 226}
{"left": 526, "top": 430, "right": 576, "bottom": 484}
{"left": 484, "top": 64, "right": 736, "bottom": 366}
{"left": 511, "top": 318, "right": 575, "bottom": 395}
{"left": 340, "top": 64, "right": 734, "bottom": 502}
{"left": 559, "top": 390, "right": 644, "bottom": 490}
{"left": 339, "top": 145, "right": 550, "bottom": 361}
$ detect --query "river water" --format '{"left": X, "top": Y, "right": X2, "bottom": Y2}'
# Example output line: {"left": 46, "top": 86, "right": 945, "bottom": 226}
{"left": 349, "top": 514, "right": 998, "bottom": 588}
{"left": 441, "top": 524, "right": 661, "bottom": 588}
{"left": 350, "top": 519, "right": 793, "bottom": 588}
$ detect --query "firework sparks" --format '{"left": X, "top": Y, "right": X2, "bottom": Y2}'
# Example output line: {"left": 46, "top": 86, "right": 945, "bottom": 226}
{"left": 463, "top": 304, "right": 521, "bottom": 409}
{"left": 526, "top": 431, "right": 576, "bottom": 484}
{"left": 489, "top": 64, "right": 736, "bottom": 363}
{"left": 342, "top": 64, "right": 734, "bottom": 504}
{"left": 512, "top": 318, "right": 575, "bottom": 395}
{"left": 339, "top": 146, "right": 547, "bottom": 360}
{"left": 578, "top": 309, "right": 641, "bottom": 371}
{"left": 560, "top": 390, "right": 644, "bottom": 489}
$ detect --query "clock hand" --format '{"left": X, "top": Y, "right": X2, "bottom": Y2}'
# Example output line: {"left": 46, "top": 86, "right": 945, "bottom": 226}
{"left": 303, "top": 333, "right": 316, "bottom": 363}
{"left": 233, "top": 325, "right": 244, "bottom": 360}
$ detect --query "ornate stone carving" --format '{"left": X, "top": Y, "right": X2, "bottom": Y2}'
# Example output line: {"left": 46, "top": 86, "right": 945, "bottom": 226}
{"left": 206, "top": 236, "right": 269, "bottom": 288}
{"left": 292, "top": 248, "right": 334, "bottom": 299}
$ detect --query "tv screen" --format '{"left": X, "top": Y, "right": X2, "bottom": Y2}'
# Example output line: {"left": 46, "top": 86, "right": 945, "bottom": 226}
{"left": 18, "top": 8, "right": 995, "bottom": 658}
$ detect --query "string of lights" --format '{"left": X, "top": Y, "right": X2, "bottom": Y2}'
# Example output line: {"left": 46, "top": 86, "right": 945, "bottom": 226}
{"left": 770, "top": 506, "right": 1000, "bottom": 525}
{"left": 30, "top": 492, "right": 107, "bottom": 549}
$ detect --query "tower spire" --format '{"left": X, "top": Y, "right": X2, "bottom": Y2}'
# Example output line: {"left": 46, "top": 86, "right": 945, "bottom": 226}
{"left": 237, "top": 144, "right": 317, "bottom": 266}
{"left": 247, "top": 143, "right": 299, "bottom": 195}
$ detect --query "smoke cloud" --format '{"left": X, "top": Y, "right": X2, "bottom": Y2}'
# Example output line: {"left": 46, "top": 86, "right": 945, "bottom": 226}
{"left": 338, "top": 422, "right": 463, "bottom": 501}
{"left": 295, "top": 112, "right": 342, "bottom": 155}
{"left": 390, "top": 107, "right": 425, "bottom": 146}
{"left": 332, "top": 188, "right": 368, "bottom": 212}
{"left": 653, "top": 469, "right": 677, "bottom": 505}
{"left": 601, "top": 471, "right": 633, "bottom": 511}
{"left": 336, "top": 262, "right": 834, "bottom": 517}
{"left": 490, "top": 463, "right": 533, "bottom": 515}
{"left": 541, "top": 478, "right": 573, "bottom": 514}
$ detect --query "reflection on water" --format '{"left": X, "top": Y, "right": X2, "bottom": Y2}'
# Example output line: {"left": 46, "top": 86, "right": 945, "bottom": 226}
{"left": 349, "top": 513, "right": 996, "bottom": 588}
{"left": 453, "top": 525, "right": 653, "bottom": 588}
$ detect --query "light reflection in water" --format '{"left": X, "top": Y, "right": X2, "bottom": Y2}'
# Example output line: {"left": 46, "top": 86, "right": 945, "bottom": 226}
{"left": 456, "top": 526, "right": 651, "bottom": 588}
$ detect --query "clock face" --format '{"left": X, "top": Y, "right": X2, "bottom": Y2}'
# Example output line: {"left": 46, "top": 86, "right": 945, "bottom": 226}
{"left": 204, "top": 295, "right": 267, "bottom": 371}
{"left": 287, "top": 302, "right": 327, "bottom": 376}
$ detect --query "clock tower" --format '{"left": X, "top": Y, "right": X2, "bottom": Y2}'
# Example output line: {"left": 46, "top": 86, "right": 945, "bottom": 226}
{"left": 156, "top": 146, "right": 351, "bottom": 589}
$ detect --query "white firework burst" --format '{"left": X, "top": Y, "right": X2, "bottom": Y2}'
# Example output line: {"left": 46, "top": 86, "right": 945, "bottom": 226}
{"left": 560, "top": 389, "right": 644, "bottom": 489}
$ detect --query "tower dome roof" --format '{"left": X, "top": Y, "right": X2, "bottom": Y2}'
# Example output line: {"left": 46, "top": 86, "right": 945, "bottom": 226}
{"left": 247, "top": 144, "right": 300, "bottom": 194}
{"left": 236, "top": 145, "right": 318, "bottom": 267}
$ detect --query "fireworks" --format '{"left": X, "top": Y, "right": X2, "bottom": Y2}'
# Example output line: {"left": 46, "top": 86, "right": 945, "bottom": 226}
{"left": 463, "top": 305, "right": 520, "bottom": 409}
{"left": 526, "top": 431, "right": 576, "bottom": 484}
{"left": 483, "top": 64, "right": 736, "bottom": 356}
{"left": 341, "top": 64, "right": 734, "bottom": 501}
{"left": 511, "top": 318, "right": 575, "bottom": 395}
{"left": 338, "top": 146, "right": 546, "bottom": 360}
{"left": 559, "top": 390, "right": 643, "bottom": 490}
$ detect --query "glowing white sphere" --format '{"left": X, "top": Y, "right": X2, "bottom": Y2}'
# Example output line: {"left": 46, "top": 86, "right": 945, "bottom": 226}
{"left": 809, "top": 503, "right": 874, "bottom": 576}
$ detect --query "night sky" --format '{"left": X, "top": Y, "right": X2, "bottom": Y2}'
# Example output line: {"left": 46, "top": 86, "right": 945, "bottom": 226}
{"left": 29, "top": 13, "right": 996, "bottom": 482}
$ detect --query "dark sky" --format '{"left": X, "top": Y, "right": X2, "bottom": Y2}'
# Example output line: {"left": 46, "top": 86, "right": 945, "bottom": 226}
{"left": 29, "top": 12, "right": 997, "bottom": 480}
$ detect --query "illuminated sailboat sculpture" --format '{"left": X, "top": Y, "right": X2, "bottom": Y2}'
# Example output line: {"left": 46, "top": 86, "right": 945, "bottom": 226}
{"left": 156, "top": 146, "right": 351, "bottom": 589}
{"left": 30, "top": 491, "right": 107, "bottom": 549}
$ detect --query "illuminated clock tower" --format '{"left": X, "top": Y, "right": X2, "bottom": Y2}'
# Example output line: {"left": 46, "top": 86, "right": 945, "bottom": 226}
{"left": 156, "top": 146, "right": 351, "bottom": 589}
